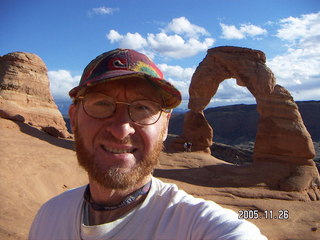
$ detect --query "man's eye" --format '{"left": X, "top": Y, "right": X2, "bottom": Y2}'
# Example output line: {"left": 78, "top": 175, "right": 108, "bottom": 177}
{"left": 93, "top": 100, "right": 112, "bottom": 107}
{"left": 132, "top": 101, "right": 160, "bottom": 114}
{"left": 133, "top": 104, "right": 150, "bottom": 111}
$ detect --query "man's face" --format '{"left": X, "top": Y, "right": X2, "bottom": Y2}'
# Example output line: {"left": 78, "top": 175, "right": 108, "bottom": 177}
{"left": 69, "top": 78, "right": 170, "bottom": 190}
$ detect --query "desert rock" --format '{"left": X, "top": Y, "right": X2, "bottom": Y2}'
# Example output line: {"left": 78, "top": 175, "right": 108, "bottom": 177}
{"left": 0, "top": 52, "right": 69, "bottom": 138}
{"left": 182, "top": 111, "right": 213, "bottom": 153}
{"left": 183, "top": 46, "right": 319, "bottom": 191}
{"left": 188, "top": 46, "right": 274, "bottom": 111}
{"left": 254, "top": 85, "right": 315, "bottom": 165}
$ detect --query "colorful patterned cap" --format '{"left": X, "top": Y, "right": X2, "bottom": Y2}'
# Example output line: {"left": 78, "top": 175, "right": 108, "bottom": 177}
{"left": 69, "top": 48, "right": 182, "bottom": 109}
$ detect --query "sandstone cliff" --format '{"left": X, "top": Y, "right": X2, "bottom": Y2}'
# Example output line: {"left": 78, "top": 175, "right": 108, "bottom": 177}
{"left": 0, "top": 52, "right": 69, "bottom": 138}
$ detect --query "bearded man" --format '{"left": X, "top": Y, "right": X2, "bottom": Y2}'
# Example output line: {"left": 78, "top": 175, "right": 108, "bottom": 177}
{"left": 29, "top": 48, "right": 267, "bottom": 240}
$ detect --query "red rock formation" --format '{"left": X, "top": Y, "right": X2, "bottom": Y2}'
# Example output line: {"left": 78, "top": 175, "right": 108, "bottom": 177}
{"left": 188, "top": 47, "right": 274, "bottom": 111}
{"left": 0, "top": 52, "right": 69, "bottom": 138}
{"left": 183, "top": 46, "right": 319, "bottom": 191}
{"left": 182, "top": 111, "right": 212, "bottom": 153}
{"left": 254, "top": 85, "right": 315, "bottom": 165}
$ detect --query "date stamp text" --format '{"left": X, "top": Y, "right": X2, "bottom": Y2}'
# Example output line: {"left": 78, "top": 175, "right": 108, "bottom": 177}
{"left": 238, "top": 209, "right": 289, "bottom": 220}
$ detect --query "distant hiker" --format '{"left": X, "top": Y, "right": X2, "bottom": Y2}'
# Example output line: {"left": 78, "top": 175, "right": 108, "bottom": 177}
{"left": 184, "top": 142, "right": 192, "bottom": 152}
{"left": 184, "top": 142, "right": 188, "bottom": 152}
{"left": 187, "top": 142, "right": 192, "bottom": 152}
{"left": 29, "top": 48, "right": 267, "bottom": 240}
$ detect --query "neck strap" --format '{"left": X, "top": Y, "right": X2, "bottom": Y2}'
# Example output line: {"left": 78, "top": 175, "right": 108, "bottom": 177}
{"left": 84, "top": 181, "right": 151, "bottom": 211}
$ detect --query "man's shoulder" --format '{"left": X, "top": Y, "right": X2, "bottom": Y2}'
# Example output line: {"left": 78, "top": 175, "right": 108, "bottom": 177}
{"left": 29, "top": 185, "right": 87, "bottom": 239}
{"left": 41, "top": 185, "right": 87, "bottom": 210}
{"left": 151, "top": 177, "right": 181, "bottom": 196}
{"left": 150, "top": 178, "right": 267, "bottom": 239}
{"left": 151, "top": 177, "right": 221, "bottom": 208}
{"left": 151, "top": 177, "right": 245, "bottom": 225}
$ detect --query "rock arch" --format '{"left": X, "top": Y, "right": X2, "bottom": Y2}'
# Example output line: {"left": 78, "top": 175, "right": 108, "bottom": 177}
{"left": 182, "top": 46, "right": 319, "bottom": 191}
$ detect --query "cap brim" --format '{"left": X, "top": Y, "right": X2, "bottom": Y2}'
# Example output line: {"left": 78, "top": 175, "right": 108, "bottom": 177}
{"left": 69, "top": 71, "right": 181, "bottom": 109}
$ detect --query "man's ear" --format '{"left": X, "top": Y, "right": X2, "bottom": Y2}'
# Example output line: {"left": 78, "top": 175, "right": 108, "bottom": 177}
{"left": 68, "top": 104, "right": 77, "bottom": 133}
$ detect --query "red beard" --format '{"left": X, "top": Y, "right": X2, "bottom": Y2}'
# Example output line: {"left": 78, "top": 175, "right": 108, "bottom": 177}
{"left": 73, "top": 125, "right": 164, "bottom": 190}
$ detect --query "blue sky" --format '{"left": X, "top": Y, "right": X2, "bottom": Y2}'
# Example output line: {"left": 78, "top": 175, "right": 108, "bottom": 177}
{"left": 1, "top": 0, "right": 319, "bottom": 109}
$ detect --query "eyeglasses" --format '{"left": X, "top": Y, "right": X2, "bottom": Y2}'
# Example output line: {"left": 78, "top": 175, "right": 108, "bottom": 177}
{"left": 77, "top": 93, "right": 170, "bottom": 125}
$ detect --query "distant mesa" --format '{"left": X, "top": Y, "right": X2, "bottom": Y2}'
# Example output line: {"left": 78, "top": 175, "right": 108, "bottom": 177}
{"left": 0, "top": 52, "right": 70, "bottom": 138}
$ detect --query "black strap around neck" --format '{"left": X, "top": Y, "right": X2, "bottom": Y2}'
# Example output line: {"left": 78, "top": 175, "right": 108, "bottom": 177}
{"left": 84, "top": 181, "right": 151, "bottom": 211}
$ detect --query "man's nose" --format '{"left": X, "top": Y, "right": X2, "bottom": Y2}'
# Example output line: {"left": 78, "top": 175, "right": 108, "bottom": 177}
{"left": 104, "top": 104, "right": 136, "bottom": 140}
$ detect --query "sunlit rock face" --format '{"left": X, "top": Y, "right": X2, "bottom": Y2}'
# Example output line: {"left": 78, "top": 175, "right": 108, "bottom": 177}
{"left": 0, "top": 52, "right": 69, "bottom": 138}
{"left": 182, "top": 46, "right": 318, "bottom": 191}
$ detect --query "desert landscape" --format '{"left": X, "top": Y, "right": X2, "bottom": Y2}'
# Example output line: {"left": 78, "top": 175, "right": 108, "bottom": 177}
{"left": 1, "top": 49, "right": 319, "bottom": 240}
{"left": 1, "top": 119, "right": 319, "bottom": 240}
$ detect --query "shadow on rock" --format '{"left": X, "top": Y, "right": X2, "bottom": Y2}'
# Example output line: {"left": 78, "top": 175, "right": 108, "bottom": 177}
{"left": 14, "top": 121, "right": 74, "bottom": 151}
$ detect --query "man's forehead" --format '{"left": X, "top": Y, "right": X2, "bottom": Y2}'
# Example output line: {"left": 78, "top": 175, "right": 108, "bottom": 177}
{"left": 85, "top": 78, "right": 162, "bottom": 100}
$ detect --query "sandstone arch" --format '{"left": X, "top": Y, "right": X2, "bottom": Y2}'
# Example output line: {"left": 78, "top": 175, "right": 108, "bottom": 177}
{"left": 182, "top": 46, "right": 319, "bottom": 191}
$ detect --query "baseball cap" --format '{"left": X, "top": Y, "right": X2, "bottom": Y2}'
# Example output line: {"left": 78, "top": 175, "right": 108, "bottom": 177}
{"left": 69, "top": 48, "right": 182, "bottom": 109}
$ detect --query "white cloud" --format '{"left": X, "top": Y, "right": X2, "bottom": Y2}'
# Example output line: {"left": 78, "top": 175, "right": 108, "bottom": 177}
{"left": 107, "top": 30, "right": 148, "bottom": 50}
{"left": 240, "top": 24, "right": 267, "bottom": 37}
{"left": 147, "top": 33, "right": 185, "bottom": 52}
{"left": 73, "top": 13, "right": 318, "bottom": 108}
{"left": 158, "top": 64, "right": 195, "bottom": 101}
{"left": 107, "top": 29, "right": 123, "bottom": 43}
{"left": 157, "top": 65, "right": 255, "bottom": 107}
{"left": 106, "top": 30, "right": 214, "bottom": 59}
{"left": 268, "top": 47, "right": 320, "bottom": 81}
{"left": 48, "top": 70, "right": 81, "bottom": 100}
{"left": 276, "top": 12, "right": 320, "bottom": 43}
{"left": 158, "top": 64, "right": 195, "bottom": 80}
{"left": 106, "top": 17, "right": 215, "bottom": 59}
{"left": 268, "top": 12, "right": 320, "bottom": 101}
{"left": 220, "top": 23, "right": 267, "bottom": 39}
{"left": 90, "top": 7, "right": 118, "bottom": 15}
{"left": 212, "top": 79, "right": 255, "bottom": 105}
{"left": 220, "top": 23, "right": 244, "bottom": 39}
{"left": 164, "top": 16, "right": 210, "bottom": 39}
{"left": 291, "top": 86, "right": 320, "bottom": 101}
{"left": 147, "top": 33, "right": 214, "bottom": 58}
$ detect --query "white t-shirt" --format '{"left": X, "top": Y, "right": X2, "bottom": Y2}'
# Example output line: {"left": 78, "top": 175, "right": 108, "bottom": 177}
{"left": 29, "top": 177, "right": 267, "bottom": 240}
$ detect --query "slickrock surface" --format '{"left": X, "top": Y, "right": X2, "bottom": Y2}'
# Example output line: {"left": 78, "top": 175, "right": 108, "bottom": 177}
{"left": 0, "top": 52, "right": 69, "bottom": 138}
{"left": 0, "top": 118, "right": 87, "bottom": 240}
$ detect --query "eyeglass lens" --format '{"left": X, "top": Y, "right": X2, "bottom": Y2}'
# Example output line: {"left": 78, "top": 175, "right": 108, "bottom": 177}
{"left": 82, "top": 93, "right": 162, "bottom": 125}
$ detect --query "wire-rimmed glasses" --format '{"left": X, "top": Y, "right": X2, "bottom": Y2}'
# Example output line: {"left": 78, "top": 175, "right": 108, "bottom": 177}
{"left": 77, "top": 93, "right": 170, "bottom": 125}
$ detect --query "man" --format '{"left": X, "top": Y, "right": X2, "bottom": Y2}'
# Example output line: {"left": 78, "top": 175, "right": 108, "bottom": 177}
{"left": 29, "top": 49, "right": 267, "bottom": 239}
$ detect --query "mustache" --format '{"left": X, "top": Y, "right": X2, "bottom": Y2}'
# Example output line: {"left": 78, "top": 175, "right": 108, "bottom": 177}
{"left": 73, "top": 123, "right": 134, "bottom": 146}
{"left": 96, "top": 133, "right": 134, "bottom": 145}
